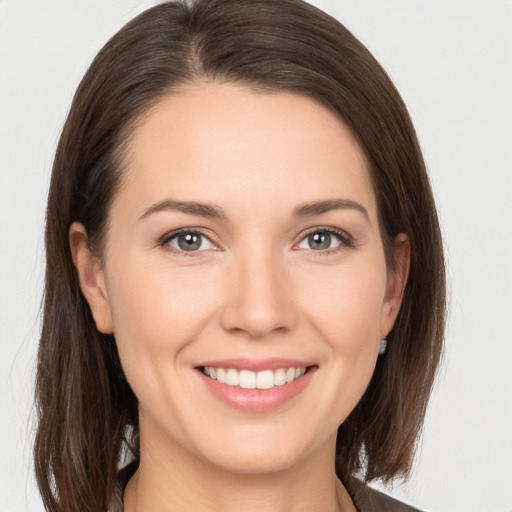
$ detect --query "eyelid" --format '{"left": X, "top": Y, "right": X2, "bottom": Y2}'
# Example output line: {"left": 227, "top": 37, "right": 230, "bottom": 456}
{"left": 159, "top": 227, "right": 220, "bottom": 255}
{"left": 294, "top": 226, "right": 355, "bottom": 253}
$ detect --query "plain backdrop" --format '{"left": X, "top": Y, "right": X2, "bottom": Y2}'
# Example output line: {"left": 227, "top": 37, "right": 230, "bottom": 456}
{"left": 1, "top": 1, "right": 511, "bottom": 511}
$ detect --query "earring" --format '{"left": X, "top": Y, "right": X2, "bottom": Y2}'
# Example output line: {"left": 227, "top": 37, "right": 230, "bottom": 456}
{"left": 378, "top": 338, "right": 387, "bottom": 355}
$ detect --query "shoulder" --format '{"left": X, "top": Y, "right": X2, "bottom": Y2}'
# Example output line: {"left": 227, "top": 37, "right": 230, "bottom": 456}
{"left": 350, "top": 481, "right": 424, "bottom": 512}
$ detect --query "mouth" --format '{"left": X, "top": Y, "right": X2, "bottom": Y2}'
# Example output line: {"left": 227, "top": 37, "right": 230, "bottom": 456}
{"left": 194, "top": 359, "right": 317, "bottom": 412}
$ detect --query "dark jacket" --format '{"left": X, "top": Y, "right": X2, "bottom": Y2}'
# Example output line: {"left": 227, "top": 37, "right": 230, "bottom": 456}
{"left": 350, "top": 480, "right": 423, "bottom": 511}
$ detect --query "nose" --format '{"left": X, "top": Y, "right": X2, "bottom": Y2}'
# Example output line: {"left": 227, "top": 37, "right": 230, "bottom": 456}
{"left": 219, "top": 248, "right": 299, "bottom": 339}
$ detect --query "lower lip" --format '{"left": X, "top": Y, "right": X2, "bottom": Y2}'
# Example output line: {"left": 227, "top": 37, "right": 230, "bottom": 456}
{"left": 197, "top": 368, "right": 316, "bottom": 413}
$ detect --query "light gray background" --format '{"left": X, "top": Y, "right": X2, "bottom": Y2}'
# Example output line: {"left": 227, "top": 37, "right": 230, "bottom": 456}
{"left": 1, "top": 1, "right": 511, "bottom": 511}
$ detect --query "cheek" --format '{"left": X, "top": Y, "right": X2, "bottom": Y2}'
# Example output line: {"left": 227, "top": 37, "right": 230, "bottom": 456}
{"left": 294, "top": 257, "right": 387, "bottom": 420}
{"left": 297, "top": 260, "right": 388, "bottom": 350}
{"left": 302, "top": 267, "right": 386, "bottom": 424}
{"left": 105, "top": 259, "right": 219, "bottom": 380}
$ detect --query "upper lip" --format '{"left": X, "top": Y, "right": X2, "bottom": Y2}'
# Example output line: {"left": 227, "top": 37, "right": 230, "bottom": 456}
{"left": 196, "top": 357, "right": 315, "bottom": 372}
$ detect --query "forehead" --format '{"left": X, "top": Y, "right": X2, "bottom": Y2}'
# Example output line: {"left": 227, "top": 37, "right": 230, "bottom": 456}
{"left": 115, "top": 82, "right": 377, "bottom": 220}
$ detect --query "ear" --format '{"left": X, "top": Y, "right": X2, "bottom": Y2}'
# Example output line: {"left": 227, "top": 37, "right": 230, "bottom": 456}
{"left": 381, "top": 233, "right": 410, "bottom": 337}
{"left": 69, "top": 222, "right": 113, "bottom": 334}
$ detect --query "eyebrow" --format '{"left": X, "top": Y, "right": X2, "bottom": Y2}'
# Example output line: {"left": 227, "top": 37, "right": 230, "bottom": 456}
{"left": 292, "top": 199, "right": 369, "bottom": 222}
{"left": 139, "top": 200, "right": 226, "bottom": 221}
{"left": 139, "top": 198, "right": 369, "bottom": 222}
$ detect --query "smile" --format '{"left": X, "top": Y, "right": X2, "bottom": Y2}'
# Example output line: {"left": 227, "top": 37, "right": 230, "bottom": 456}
{"left": 202, "top": 366, "right": 307, "bottom": 389}
{"left": 196, "top": 360, "right": 316, "bottom": 412}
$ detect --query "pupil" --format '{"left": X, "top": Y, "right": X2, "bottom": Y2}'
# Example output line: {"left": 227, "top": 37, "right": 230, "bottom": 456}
{"left": 178, "top": 233, "right": 201, "bottom": 251}
{"left": 309, "top": 232, "right": 330, "bottom": 250}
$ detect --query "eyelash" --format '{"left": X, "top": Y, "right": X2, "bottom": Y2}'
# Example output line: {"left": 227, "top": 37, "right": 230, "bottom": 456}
{"left": 298, "top": 227, "right": 355, "bottom": 255}
{"left": 159, "top": 228, "right": 215, "bottom": 257}
{"left": 158, "top": 226, "right": 355, "bottom": 257}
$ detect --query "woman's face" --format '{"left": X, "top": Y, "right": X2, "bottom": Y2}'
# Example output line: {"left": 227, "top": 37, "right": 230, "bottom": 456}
{"left": 73, "top": 83, "right": 408, "bottom": 474}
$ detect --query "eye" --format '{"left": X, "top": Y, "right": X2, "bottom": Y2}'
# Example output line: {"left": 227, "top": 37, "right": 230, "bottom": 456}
{"left": 296, "top": 228, "right": 353, "bottom": 253}
{"left": 161, "top": 229, "right": 216, "bottom": 253}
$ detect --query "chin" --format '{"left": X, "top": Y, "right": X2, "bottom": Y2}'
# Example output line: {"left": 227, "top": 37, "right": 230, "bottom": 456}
{"left": 186, "top": 421, "right": 330, "bottom": 476}
{"left": 202, "top": 443, "right": 311, "bottom": 476}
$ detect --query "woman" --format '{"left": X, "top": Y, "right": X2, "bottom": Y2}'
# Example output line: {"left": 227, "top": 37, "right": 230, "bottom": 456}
{"left": 34, "top": 0, "right": 445, "bottom": 511}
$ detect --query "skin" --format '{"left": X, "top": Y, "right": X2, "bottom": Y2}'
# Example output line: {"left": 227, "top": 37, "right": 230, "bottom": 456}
{"left": 70, "top": 83, "right": 409, "bottom": 512}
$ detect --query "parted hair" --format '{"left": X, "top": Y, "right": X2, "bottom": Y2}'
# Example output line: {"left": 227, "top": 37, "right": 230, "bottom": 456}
{"left": 34, "top": 0, "right": 446, "bottom": 510}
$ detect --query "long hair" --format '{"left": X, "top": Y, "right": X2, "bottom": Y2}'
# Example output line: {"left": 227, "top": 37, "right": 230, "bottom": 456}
{"left": 34, "top": 1, "right": 445, "bottom": 510}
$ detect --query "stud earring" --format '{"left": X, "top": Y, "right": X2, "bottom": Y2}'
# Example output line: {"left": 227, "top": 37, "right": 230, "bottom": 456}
{"left": 378, "top": 338, "right": 387, "bottom": 355}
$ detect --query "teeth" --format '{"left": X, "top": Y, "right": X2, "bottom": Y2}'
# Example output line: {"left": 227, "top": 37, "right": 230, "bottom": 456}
{"left": 256, "top": 369, "right": 274, "bottom": 390}
{"left": 217, "top": 368, "right": 226, "bottom": 384}
{"left": 202, "top": 366, "right": 307, "bottom": 389}
{"left": 239, "top": 370, "right": 256, "bottom": 389}
{"left": 274, "top": 368, "right": 286, "bottom": 386}
{"left": 226, "top": 369, "right": 239, "bottom": 386}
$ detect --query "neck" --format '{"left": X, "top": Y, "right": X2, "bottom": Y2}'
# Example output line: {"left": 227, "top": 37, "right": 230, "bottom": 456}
{"left": 123, "top": 423, "right": 356, "bottom": 512}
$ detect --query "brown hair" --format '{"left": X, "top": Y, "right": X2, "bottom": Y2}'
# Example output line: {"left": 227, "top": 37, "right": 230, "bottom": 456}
{"left": 34, "top": 0, "right": 445, "bottom": 510}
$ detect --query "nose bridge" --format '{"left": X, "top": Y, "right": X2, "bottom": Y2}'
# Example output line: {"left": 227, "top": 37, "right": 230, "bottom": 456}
{"left": 219, "top": 241, "right": 297, "bottom": 338}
